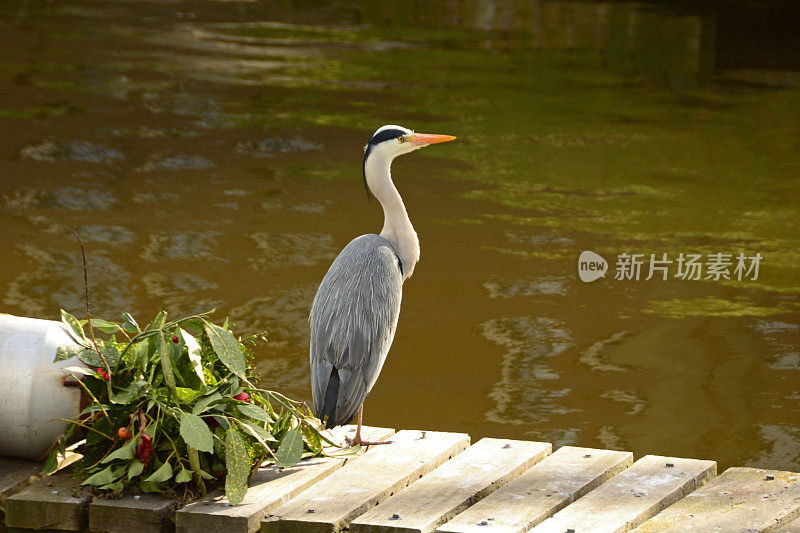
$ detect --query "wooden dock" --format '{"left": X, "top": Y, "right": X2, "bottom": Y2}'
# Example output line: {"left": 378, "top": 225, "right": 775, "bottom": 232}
{"left": 3, "top": 426, "right": 800, "bottom": 532}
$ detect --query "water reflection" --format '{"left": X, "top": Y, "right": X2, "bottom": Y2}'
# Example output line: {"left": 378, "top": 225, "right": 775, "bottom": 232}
{"left": 3, "top": 186, "right": 117, "bottom": 211}
{"left": 141, "top": 232, "right": 225, "bottom": 262}
{"left": 5, "top": 245, "right": 133, "bottom": 317}
{"left": 603, "top": 4, "right": 715, "bottom": 89}
{"left": 230, "top": 286, "right": 317, "bottom": 391}
{"left": 19, "top": 140, "right": 125, "bottom": 163}
{"left": 482, "top": 316, "right": 574, "bottom": 427}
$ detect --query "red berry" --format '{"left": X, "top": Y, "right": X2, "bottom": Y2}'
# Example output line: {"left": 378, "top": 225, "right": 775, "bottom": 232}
{"left": 118, "top": 427, "right": 132, "bottom": 440}
{"left": 233, "top": 392, "right": 250, "bottom": 402}
{"left": 172, "top": 336, "right": 179, "bottom": 343}
{"left": 96, "top": 368, "right": 110, "bottom": 380}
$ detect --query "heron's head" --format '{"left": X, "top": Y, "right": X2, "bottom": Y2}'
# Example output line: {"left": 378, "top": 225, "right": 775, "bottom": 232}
{"left": 362, "top": 124, "right": 456, "bottom": 198}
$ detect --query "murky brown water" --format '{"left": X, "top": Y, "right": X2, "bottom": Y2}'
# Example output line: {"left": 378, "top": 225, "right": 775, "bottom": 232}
{"left": 1, "top": 0, "right": 799, "bottom": 473}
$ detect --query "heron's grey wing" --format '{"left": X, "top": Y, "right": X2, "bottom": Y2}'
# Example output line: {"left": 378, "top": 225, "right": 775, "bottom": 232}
{"left": 309, "top": 234, "right": 403, "bottom": 427}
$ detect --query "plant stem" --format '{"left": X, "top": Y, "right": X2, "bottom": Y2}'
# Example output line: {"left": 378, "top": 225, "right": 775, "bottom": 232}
{"left": 68, "top": 372, "right": 113, "bottom": 427}
{"left": 187, "top": 447, "right": 206, "bottom": 496}
{"left": 70, "top": 229, "right": 111, "bottom": 378}
{"left": 56, "top": 418, "right": 113, "bottom": 441}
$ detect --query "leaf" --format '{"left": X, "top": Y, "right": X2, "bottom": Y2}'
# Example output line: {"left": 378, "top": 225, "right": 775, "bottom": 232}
{"left": 127, "top": 339, "right": 150, "bottom": 373}
{"left": 64, "top": 365, "right": 94, "bottom": 376}
{"left": 111, "top": 380, "right": 148, "bottom": 405}
{"left": 239, "top": 420, "right": 276, "bottom": 447}
{"left": 204, "top": 322, "right": 247, "bottom": 379}
{"left": 78, "top": 404, "right": 106, "bottom": 418}
{"left": 193, "top": 392, "right": 222, "bottom": 415}
{"left": 121, "top": 312, "right": 139, "bottom": 334}
{"left": 175, "top": 468, "right": 193, "bottom": 483}
{"left": 82, "top": 465, "right": 118, "bottom": 486}
{"left": 180, "top": 328, "right": 205, "bottom": 384}
{"left": 54, "top": 345, "right": 84, "bottom": 363}
{"left": 77, "top": 344, "right": 120, "bottom": 368}
{"left": 145, "top": 461, "right": 173, "bottom": 483}
{"left": 180, "top": 412, "right": 214, "bottom": 453}
{"left": 224, "top": 430, "right": 250, "bottom": 505}
{"left": 199, "top": 469, "right": 215, "bottom": 480}
{"left": 181, "top": 318, "right": 205, "bottom": 332}
{"left": 302, "top": 423, "right": 322, "bottom": 453}
{"left": 41, "top": 449, "right": 58, "bottom": 476}
{"left": 175, "top": 387, "right": 202, "bottom": 403}
{"left": 158, "top": 332, "right": 176, "bottom": 389}
{"left": 275, "top": 427, "right": 303, "bottom": 468}
{"left": 61, "top": 309, "right": 90, "bottom": 347}
{"left": 213, "top": 416, "right": 230, "bottom": 430}
{"left": 98, "top": 481, "right": 124, "bottom": 492}
{"left": 144, "top": 420, "right": 159, "bottom": 438}
{"left": 237, "top": 403, "right": 271, "bottom": 423}
{"left": 153, "top": 310, "right": 167, "bottom": 329}
{"left": 88, "top": 319, "right": 121, "bottom": 334}
{"left": 128, "top": 459, "right": 145, "bottom": 480}
{"left": 102, "top": 439, "right": 136, "bottom": 463}
{"left": 139, "top": 480, "right": 162, "bottom": 493}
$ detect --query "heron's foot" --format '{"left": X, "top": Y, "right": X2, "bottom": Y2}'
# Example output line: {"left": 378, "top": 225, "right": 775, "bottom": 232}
{"left": 346, "top": 435, "right": 393, "bottom": 447}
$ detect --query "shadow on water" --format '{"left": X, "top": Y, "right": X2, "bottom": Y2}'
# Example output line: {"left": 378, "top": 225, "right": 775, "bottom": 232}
{"left": 0, "top": 0, "right": 799, "bottom": 473}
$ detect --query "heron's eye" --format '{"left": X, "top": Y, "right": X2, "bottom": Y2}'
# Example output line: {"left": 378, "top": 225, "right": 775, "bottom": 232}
{"left": 398, "top": 135, "right": 408, "bottom": 143}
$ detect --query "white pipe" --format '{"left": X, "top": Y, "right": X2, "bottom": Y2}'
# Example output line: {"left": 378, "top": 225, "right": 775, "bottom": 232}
{"left": 0, "top": 314, "right": 84, "bottom": 460}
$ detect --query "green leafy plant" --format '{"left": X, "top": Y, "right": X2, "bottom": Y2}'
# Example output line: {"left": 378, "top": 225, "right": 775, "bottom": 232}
{"left": 47, "top": 309, "right": 329, "bottom": 504}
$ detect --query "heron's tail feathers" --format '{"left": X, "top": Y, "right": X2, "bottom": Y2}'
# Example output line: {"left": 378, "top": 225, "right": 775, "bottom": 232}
{"left": 321, "top": 366, "right": 340, "bottom": 429}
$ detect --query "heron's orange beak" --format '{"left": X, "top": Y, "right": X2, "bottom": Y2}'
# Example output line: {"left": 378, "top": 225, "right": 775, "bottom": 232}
{"left": 408, "top": 133, "right": 457, "bottom": 146}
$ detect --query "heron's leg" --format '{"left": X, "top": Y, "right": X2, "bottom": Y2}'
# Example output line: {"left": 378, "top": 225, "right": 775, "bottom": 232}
{"left": 346, "top": 405, "right": 393, "bottom": 446}
{"left": 355, "top": 406, "right": 363, "bottom": 442}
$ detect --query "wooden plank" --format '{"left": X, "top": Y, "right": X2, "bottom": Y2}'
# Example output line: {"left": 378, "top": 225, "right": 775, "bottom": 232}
{"left": 176, "top": 425, "right": 395, "bottom": 533}
{"left": 349, "top": 438, "right": 551, "bottom": 533}
{"left": 262, "top": 430, "right": 470, "bottom": 533}
{"left": 778, "top": 516, "right": 800, "bottom": 532}
{"left": 529, "top": 454, "right": 716, "bottom": 533}
{"left": 437, "top": 446, "right": 633, "bottom": 533}
{"left": 90, "top": 494, "right": 177, "bottom": 533}
{"left": 635, "top": 467, "right": 800, "bottom": 532}
{"left": 0, "top": 458, "right": 41, "bottom": 501}
{"left": 5, "top": 471, "right": 90, "bottom": 530}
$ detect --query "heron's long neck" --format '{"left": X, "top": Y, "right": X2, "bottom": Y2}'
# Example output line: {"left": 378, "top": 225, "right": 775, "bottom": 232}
{"left": 365, "top": 153, "right": 419, "bottom": 280}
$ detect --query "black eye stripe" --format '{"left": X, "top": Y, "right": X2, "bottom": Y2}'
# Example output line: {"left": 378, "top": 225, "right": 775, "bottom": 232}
{"left": 362, "top": 128, "right": 407, "bottom": 202}
{"left": 368, "top": 128, "right": 406, "bottom": 146}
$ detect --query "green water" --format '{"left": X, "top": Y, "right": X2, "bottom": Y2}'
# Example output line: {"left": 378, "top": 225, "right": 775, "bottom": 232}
{"left": 0, "top": 0, "right": 799, "bottom": 473}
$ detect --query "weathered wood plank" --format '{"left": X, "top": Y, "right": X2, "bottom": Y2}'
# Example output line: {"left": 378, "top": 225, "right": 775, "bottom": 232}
{"left": 90, "top": 494, "right": 177, "bottom": 533}
{"left": 0, "top": 458, "right": 41, "bottom": 501}
{"left": 437, "top": 446, "right": 633, "bottom": 533}
{"left": 778, "top": 516, "right": 800, "bottom": 532}
{"left": 349, "top": 438, "right": 550, "bottom": 533}
{"left": 176, "top": 425, "right": 395, "bottom": 533}
{"left": 635, "top": 467, "right": 800, "bottom": 532}
{"left": 5, "top": 471, "right": 90, "bottom": 531}
{"left": 262, "top": 430, "right": 470, "bottom": 533}
{"left": 529, "top": 454, "right": 716, "bottom": 533}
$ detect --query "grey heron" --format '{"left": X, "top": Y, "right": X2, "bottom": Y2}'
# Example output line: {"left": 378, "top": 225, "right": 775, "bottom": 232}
{"left": 309, "top": 125, "right": 456, "bottom": 446}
